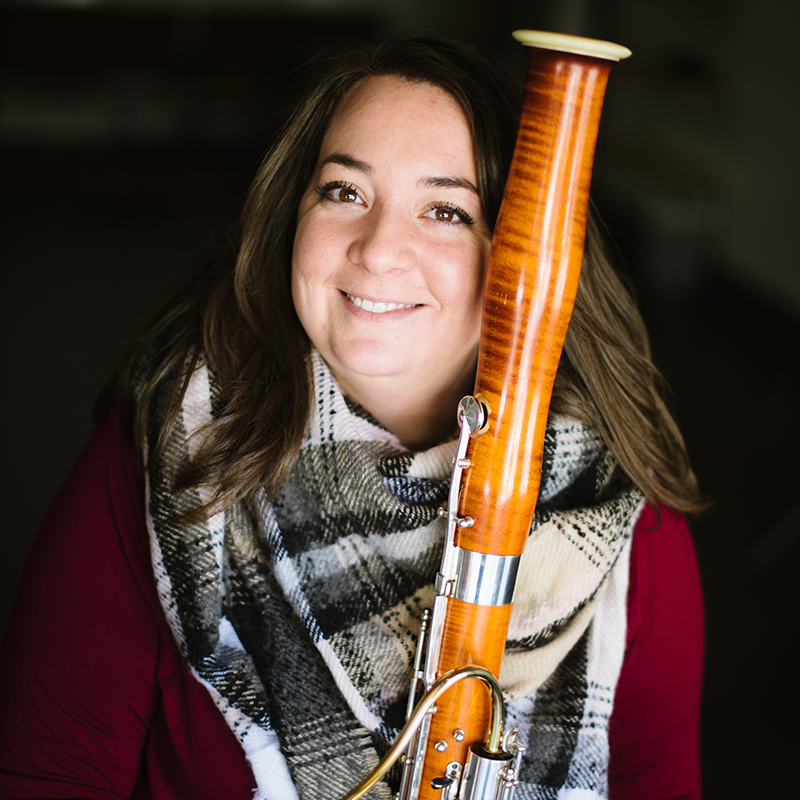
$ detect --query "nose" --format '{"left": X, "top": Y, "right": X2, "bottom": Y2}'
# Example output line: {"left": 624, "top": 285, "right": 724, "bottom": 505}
{"left": 348, "top": 205, "right": 417, "bottom": 275}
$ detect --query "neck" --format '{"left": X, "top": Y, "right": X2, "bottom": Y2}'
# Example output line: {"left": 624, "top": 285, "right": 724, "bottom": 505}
{"left": 335, "top": 369, "right": 474, "bottom": 451}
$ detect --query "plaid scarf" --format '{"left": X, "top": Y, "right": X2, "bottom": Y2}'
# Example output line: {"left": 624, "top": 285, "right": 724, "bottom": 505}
{"left": 144, "top": 350, "right": 643, "bottom": 800}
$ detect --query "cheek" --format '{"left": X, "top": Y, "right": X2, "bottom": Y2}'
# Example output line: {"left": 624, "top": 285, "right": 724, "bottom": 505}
{"left": 292, "top": 214, "right": 342, "bottom": 287}
{"left": 437, "top": 240, "right": 488, "bottom": 315}
{"left": 291, "top": 221, "right": 322, "bottom": 297}
{"left": 289, "top": 244, "right": 303, "bottom": 312}
{"left": 291, "top": 218, "right": 341, "bottom": 348}
{"left": 290, "top": 231, "right": 318, "bottom": 328}
{"left": 464, "top": 244, "right": 489, "bottom": 343}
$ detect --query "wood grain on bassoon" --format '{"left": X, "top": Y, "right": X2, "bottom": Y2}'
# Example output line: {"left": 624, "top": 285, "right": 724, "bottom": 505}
{"left": 416, "top": 46, "right": 615, "bottom": 797}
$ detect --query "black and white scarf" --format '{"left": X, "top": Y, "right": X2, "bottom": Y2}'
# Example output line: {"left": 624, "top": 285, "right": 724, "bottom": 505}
{"left": 144, "top": 350, "right": 643, "bottom": 800}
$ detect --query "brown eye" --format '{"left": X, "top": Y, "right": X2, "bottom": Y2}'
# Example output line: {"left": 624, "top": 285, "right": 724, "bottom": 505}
{"left": 435, "top": 207, "right": 456, "bottom": 222}
{"left": 335, "top": 186, "right": 359, "bottom": 203}
{"left": 315, "top": 181, "right": 365, "bottom": 206}
{"left": 424, "top": 203, "right": 474, "bottom": 226}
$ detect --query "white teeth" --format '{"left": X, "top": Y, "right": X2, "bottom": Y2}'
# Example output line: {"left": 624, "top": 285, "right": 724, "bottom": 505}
{"left": 346, "top": 294, "right": 416, "bottom": 313}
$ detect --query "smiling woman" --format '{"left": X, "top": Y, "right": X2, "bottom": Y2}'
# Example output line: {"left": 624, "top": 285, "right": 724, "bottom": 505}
{"left": 0, "top": 34, "right": 704, "bottom": 800}
{"left": 292, "top": 76, "right": 490, "bottom": 449}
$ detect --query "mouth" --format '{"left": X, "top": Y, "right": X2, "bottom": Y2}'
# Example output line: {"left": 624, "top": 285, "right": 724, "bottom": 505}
{"left": 345, "top": 293, "right": 419, "bottom": 314}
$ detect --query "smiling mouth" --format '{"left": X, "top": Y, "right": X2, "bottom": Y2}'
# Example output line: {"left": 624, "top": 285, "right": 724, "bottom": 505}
{"left": 345, "top": 293, "right": 419, "bottom": 314}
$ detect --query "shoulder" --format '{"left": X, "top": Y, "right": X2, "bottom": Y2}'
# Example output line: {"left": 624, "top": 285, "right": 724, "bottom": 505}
{"left": 608, "top": 503, "right": 703, "bottom": 798}
{"left": 4, "top": 407, "right": 157, "bottom": 660}
{"left": 37, "top": 408, "right": 151, "bottom": 592}
{"left": 0, "top": 410, "right": 160, "bottom": 794}
{"left": 626, "top": 503, "right": 703, "bottom": 650}
{"left": 0, "top": 410, "right": 257, "bottom": 798}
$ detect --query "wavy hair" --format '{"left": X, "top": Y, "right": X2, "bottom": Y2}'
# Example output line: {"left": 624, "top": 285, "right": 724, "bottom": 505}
{"left": 103, "top": 35, "right": 703, "bottom": 518}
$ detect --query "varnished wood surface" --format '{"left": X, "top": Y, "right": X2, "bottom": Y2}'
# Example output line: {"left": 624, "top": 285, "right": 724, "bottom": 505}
{"left": 418, "top": 600, "right": 512, "bottom": 791}
{"left": 458, "top": 49, "right": 612, "bottom": 557}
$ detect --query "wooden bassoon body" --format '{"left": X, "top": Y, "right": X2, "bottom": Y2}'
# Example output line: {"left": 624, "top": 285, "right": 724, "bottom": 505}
{"left": 343, "top": 30, "right": 630, "bottom": 800}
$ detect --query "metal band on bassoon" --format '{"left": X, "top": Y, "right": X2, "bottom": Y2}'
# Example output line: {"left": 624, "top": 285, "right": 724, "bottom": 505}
{"left": 341, "top": 30, "right": 631, "bottom": 800}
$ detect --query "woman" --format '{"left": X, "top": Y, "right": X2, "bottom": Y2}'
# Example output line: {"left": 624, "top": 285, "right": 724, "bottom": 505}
{"left": 0, "top": 36, "right": 704, "bottom": 800}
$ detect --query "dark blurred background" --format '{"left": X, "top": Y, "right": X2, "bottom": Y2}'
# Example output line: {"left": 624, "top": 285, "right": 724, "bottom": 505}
{"left": 2, "top": 0, "right": 798, "bottom": 795}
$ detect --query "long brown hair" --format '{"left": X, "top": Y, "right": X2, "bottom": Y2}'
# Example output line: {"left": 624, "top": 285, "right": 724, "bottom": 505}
{"left": 104, "top": 35, "right": 703, "bottom": 518}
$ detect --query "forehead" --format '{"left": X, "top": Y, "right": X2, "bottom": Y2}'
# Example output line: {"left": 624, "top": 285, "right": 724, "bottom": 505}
{"left": 320, "top": 76, "right": 475, "bottom": 172}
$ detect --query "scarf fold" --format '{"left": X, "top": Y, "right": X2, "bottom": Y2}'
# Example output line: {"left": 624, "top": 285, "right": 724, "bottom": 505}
{"left": 143, "top": 350, "right": 643, "bottom": 800}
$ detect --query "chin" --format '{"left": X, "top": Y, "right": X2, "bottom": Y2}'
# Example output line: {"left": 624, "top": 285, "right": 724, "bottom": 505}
{"left": 330, "top": 349, "right": 413, "bottom": 381}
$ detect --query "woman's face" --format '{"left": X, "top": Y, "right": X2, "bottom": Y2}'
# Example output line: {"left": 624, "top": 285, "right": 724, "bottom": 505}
{"left": 292, "top": 76, "right": 491, "bottom": 406}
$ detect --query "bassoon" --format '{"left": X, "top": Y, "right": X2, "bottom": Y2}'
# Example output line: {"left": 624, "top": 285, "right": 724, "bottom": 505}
{"left": 342, "top": 30, "right": 631, "bottom": 800}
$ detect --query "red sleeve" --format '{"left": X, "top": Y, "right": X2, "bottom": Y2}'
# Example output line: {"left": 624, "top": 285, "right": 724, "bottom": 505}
{"left": 608, "top": 503, "right": 704, "bottom": 799}
{"left": 0, "top": 412, "right": 160, "bottom": 798}
{"left": 0, "top": 411, "right": 255, "bottom": 799}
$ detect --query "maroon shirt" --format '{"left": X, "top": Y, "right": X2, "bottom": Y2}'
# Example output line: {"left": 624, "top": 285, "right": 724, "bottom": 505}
{"left": 0, "top": 412, "right": 703, "bottom": 799}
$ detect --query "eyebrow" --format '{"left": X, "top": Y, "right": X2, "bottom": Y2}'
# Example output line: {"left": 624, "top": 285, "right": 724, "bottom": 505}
{"left": 319, "top": 153, "right": 372, "bottom": 174}
{"left": 420, "top": 176, "right": 480, "bottom": 195}
{"left": 319, "top": 153, "right": 479, "bottom": 196}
